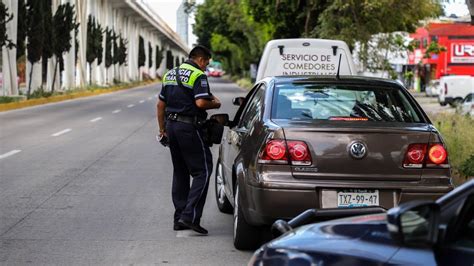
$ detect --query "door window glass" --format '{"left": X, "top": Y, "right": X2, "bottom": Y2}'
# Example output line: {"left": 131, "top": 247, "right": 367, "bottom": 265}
{"left": 240, "top": 87, "right": 265, "bottom": 130}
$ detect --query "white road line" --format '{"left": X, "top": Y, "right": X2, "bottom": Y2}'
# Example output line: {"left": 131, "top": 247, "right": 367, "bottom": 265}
{"left": 139, "top": 100, "right": 145, "bottom": 104}
{"left": 127, "top": 104, "right": 135, "bottom": 108}
{"left": 148, "top": 97, "right": 152, "bottom": 100}
{"left": 90, "top": 117, "right": 102, "bottom": 122}
{"left": 51, "top": 128, "right": 72, "bottom": 137}
{"left": 0, "top": 150, "right": 22, "bottom": 160}
{"left": 112, "top": 109, "right": 121, "bottom": 114}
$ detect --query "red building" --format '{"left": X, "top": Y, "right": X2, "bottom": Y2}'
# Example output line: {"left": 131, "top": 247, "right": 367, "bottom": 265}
{"left": 409, "top": 22, "right": 474, "bottom": 85}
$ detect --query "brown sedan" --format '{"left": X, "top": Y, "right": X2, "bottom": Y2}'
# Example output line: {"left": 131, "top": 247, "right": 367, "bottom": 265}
{"left": 215, "top": 76, "right": 453, "bottom": 250}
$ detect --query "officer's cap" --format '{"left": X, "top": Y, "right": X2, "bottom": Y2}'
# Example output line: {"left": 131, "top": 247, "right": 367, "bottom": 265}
{"left": 189, "top": 45, "right": 212, "bottom": 60}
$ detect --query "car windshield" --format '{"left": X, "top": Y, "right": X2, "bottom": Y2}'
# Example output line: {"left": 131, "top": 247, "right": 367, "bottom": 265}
{"left": 272, "top": 83, "right": 422, "bottom": 122}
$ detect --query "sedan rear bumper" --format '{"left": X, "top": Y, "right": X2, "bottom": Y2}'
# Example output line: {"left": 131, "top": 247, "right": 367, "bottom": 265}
{"left": 242, "top": 182, "right": 451, "bottom": 226}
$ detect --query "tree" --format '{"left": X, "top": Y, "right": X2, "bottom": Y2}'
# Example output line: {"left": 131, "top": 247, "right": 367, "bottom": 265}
{"left": 26, "top": 0, "right": 45, "bottom": 97}
{"left": 193, "top": 0, "right": 444, "bottom": 77}
{"left": 42, "top": 0, "right": 53, "bottom": 68}
{"left": 117, "top": 35, "right": 128, "bottom": 65}
{"left": 138, "top": 36, "right": 145, "bottom": 68}
{"left": 148, "top": 42, "right": 153, "bottom": 68}
{"left": 17, "top": 0, "right": 27, "bottom": 59}
{"left": 105, "top": 27, "right": 113, "bottom": 69}
{"left": 155, "top": 45, "right": 163, "bottom": 69}
{"left": 86, "top": 16, "right": 103, "bottom": 84}
{"left": 0, "top": 2, "right": 15, "bottom": 49}
{"left": 51, "top": 3, "right": 78, "bottom": 92}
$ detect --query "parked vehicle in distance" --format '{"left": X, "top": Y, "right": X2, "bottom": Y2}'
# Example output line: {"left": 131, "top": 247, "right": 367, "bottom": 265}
{"left": 460, "top": 93, "right": 474, "bottom": 116}
{"left": 438, "top": 75, "right": 474, "bottom": 107}
{"left": 250, "top": 179, "right": 474, "bottom": 266}
{"left": 425, "top": 79, "right": 441, "bottom": 97}
{"left": 216, "top": 75, "right": 453, "bottom": 250}
{"left": 207, "top": 61, "right": 224, "bottom": 77}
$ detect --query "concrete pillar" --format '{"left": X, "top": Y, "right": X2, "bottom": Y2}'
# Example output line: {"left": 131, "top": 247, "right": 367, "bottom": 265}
{"left": 2, "top": 0, "right": 18, "bottom": 96}
{"left": 63, "top": 0, "right": 76, "bottom": 90}
{"left": 75, "top": 0, "right": 88, "bottom": 87}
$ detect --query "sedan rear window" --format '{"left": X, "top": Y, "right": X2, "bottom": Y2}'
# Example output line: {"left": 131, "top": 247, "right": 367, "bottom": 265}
{"left": 272, "top": 83, "right": 422, "bottom": 122}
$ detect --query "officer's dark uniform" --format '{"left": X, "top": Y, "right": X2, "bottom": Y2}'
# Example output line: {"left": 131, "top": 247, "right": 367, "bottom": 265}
{"left": 159, "top": 60, "right": 213, "bottom": 226}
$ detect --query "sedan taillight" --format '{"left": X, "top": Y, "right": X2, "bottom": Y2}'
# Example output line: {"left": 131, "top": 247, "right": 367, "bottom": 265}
{"left": 403, "top": 143, "right": 449, "bottom": 168}
{"left": 258, "top": 139, "right": 312, "bottom": 165}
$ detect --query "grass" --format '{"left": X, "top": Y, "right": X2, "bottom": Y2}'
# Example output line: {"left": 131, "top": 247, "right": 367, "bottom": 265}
{"left": 433, "top": 113, "right": 474, "bottom": 186}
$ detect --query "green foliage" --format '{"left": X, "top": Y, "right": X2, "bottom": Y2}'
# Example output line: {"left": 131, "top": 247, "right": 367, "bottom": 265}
{"left": 28, "top": 86, "right": 54, "bottom": 99}
{"left": 26, "top": 0, "right": 46, "bottom": 97}
{"left": 424, "top": 40, "right": 447, "bottom": 59}
{"left": 148, "top": 42, "right": 153, "bottom": 68}
{"left": 117, "top": 35, "right": 127, "bottom": 65}
{"left": 460, "top": 154, "right": 474, "bottom": 177}
{"left": 194, "top": 0, "right": 443, "bottom": 77}
{"left": 42, "top": 0, "right": 54, "bottom": 61}
{"left": 0, "top": 96, "right": 16, "bottom": 104}
{"left": 86, "top": 16, "right": 103, "bottom": 66}
{"left": 434, "top": 113, "right": 474, "bottom": 180}
{"left": 0, "top": 2, "right": 15, "bottom": 49}
{"left": 166, "top": 50, "right": 173, "bottom": 69}
{"left": 155, "top": 45, "right": 164, "bottom": 69}
{"left": 105, "top": 27, "right": 113, "bottom": 68}
{"left": 51, "top": 3, "right": 78, "bottom": 91}
{"left": 17, "top": 0, "right": 27, "bottom": 59}
{"left": 138, "top": 36, "right": 146, "bottom": 67}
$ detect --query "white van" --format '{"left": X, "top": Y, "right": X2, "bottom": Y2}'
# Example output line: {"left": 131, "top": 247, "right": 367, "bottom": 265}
{"left": 438, "top": 75, "right": 474, "bottom": 107}
{"left": 256, "top": 39, "right": 357, "bottom": 81}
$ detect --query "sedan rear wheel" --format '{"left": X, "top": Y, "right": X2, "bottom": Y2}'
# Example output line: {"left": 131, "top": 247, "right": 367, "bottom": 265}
{"left": 215, "top": 161, "right": 233, "bottom": 214}
{"left": 233, "top": 184, "right": 261, "bottom": 250}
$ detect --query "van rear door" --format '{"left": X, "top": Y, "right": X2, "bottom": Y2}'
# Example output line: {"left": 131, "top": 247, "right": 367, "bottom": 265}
{"left": 256, "top": 39, "right": 356, "bottom": 81}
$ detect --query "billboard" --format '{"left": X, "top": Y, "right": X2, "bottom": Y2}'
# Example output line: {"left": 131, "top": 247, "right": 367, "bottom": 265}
{"left": 451, "top": 42, "right": 474, "bottom": 64}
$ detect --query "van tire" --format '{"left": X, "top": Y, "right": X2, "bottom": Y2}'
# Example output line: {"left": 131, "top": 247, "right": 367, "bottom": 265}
{"left": 233, "top": 184, "right": 261, "bottom": 250}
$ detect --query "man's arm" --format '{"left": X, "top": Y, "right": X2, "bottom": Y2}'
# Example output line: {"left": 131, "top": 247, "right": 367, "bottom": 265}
{"left": 157, "top": 99, "right": 167, "bottom": 136}
{"left": 195, "top": 95, "right": 221, "bottom": 110}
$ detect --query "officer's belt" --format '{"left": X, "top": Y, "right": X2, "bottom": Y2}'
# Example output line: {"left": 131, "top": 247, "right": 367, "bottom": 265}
{"left": 167, "top": 113, "right": 204, "bottom": 125}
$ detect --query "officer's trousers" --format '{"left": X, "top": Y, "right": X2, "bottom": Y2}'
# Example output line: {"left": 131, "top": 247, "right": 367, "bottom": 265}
{"left": 166, "top": 120, "right": 213, "bottom": 225}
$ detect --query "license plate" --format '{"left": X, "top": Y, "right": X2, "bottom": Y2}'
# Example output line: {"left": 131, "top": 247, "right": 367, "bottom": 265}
{"left": 337, "top": 189, "right": 379, "bottom": 208}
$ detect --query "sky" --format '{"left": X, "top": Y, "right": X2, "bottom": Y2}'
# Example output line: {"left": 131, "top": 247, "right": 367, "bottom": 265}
{"left": 143, "top": 0, "right": 471, "bottom": 47}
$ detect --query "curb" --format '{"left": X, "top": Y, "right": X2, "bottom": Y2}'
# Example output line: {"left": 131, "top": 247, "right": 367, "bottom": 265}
{"left": 0, "top": 81, "right": 159, "bottom": 112}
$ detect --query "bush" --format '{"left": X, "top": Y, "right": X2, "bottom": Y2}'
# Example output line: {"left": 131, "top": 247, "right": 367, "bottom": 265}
{"left": 0, "top": 96, "right": 16, "bottom": 104}
{"left": 433, "top": 113, "right": 474, "bottom": 183}
{"left": 460, "top": 154, "right": 474, "bottom": 177}
{"left": 28, "top": 87, "right": 54, "bottom": 99}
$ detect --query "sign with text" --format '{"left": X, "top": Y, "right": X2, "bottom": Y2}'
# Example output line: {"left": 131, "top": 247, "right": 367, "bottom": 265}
{"left": 265, "top": 48, "right": 351, "bottom": 77}
{"left": 451, "top": 43, "right": 474, "bottom": 63}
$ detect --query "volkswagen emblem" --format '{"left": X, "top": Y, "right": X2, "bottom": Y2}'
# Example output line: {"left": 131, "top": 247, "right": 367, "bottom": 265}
{"left": 349, "top": 142, "right": 367, "bottom": 159}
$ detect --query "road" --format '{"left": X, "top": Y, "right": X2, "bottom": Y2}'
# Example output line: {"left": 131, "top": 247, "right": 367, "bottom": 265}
{"left": 0, "top": 78, "right": 251, "bottom": 265}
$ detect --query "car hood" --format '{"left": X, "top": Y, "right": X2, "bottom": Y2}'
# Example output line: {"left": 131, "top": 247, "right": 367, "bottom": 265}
{"left": 253, "top": 214, "right": 400, "bottom": 264}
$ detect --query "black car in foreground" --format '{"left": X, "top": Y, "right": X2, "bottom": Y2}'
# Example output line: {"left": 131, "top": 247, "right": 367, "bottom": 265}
{"left": 249, "top": 180, "right": 474, "bottom": 265}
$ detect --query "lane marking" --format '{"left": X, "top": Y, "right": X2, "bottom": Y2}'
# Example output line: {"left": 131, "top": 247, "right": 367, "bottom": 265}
{"left": 0, "top": 150, "right": 22, "bottom": 160}
{"left": 112, "top": 109, "right": 121, "bottom": 114}
{"left": 139, "top": 100, "right": 145, "bottom": 104}
{"left": 127, "top": 104, "right": 135, "bottom": 108}
{"left": 148, "top": 97, "right": 152, "bottom": 100}
{"left": 51, "top": 128, "right": 72, "bottom": 137}
{"left": 90, "top": 117, "right": 102, "bottom": 122}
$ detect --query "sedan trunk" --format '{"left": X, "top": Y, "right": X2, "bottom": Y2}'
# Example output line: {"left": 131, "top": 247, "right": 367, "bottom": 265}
{"left": 277, "top": 120, "right": 433, "bottom": 181}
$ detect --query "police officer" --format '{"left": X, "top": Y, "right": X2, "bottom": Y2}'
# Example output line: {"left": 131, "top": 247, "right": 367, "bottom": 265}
{"left": 156, "top": 45, "right": 221, "bottom": 235}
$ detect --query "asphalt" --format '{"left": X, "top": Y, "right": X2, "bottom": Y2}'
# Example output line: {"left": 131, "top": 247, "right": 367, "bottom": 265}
{"left": 0, "top": 78, "right": 251, "bottom": 265}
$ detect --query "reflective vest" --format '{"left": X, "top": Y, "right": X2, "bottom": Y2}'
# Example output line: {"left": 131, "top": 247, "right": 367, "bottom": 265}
{"left": 163, "top": 63, "right": 204, "bottom": 90}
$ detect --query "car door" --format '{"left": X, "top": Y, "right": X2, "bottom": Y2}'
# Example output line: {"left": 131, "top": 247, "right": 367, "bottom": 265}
{"left": 221, "top": 83, "right": 261, "bottom": 198}
{"left": 435, "top": 193, "right": 474, "bottom": 265}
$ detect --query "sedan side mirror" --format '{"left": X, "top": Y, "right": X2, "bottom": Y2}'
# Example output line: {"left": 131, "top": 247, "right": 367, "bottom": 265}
{"left": 232, "top": 97, "right": 245, "bottom": 106}
{"left": 387, "top": 201, "right": 440, "bottom": 246}
{"left": 209, "top": 113, "right": 230, "bottom": 126}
